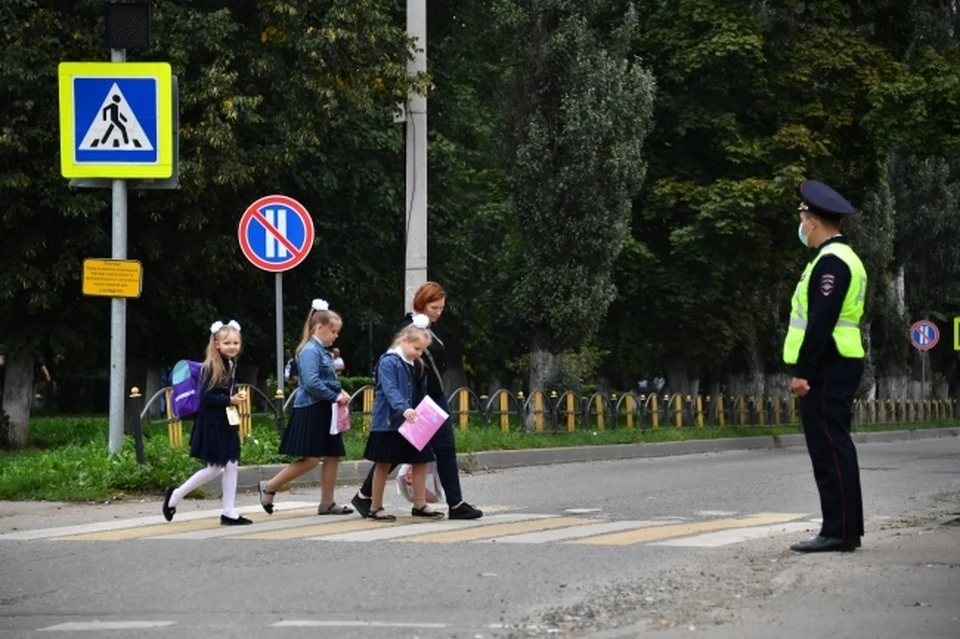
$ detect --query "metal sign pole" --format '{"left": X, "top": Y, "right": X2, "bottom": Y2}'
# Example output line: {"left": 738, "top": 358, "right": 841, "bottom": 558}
{"left": 275, "top": 272, "right": 285, "bottom": 433}
{"left": 108, "top": 46, "right": 128, "bottom": 454}
{"left": 921, "top": 350, "right": 927, "bottom": 402}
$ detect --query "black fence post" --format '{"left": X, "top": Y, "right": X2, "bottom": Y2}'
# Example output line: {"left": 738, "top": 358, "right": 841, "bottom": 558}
{"left": 128, "top": 387, "right": 144, "bottom": 464}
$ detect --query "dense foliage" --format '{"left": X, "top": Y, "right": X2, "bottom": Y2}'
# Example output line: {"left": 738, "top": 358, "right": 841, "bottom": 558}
{"left": 3, "top": 0, "right": 960, "bottom": 447}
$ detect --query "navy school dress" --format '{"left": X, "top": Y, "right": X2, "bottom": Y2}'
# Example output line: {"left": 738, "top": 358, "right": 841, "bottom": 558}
{"left": 189, "top": 357, "right": 241, "bottom": 467}
{"left": 279, "top": 337, "right": 346, "bottom": 458}
{"left": 364, "top": 349, "right": 435, "bottom": 465}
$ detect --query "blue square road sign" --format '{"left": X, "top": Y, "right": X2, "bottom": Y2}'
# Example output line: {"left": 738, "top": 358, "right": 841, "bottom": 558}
{"left": 58, "top": 62, "right": 173, "bottom": 179}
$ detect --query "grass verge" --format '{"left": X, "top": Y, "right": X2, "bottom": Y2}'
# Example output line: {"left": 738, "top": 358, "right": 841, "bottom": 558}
{"left": 0, "top": 415, "right": 956, "bottom": 502}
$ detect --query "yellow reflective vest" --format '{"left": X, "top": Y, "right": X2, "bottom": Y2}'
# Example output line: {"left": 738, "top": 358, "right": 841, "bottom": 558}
{"left": 783, "top": 242, "right": 867, "bottom": 364}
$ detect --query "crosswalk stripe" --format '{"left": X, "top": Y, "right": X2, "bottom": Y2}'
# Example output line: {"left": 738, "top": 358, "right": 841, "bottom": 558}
{"left": 58, "top": 509, "right": 315, "bottom": 541}
{"left": 3, "top": 506, "right": 818, "bottom": 548}
{"left": 312, "top": 514, "right": 552, "bottom": 542}
{"left": 0, "top": 502, "right": 318, "bottom": 541}
{"left": 398, "top": 516, "right": 589, "bottom": 543}
{"left": 151, "top": 509, "right": 327, "bottom": 540}
{"left": 233, "top": 517, "right": 411, "bottom": 540}
{"left": 570, "top": 513, "right": 806, "bottom": 546}
{"left": 476, "top": 519, "right": 685, "bottom": 544}
{"left": 652, "top": 521, "right": 815, "bottom": 547}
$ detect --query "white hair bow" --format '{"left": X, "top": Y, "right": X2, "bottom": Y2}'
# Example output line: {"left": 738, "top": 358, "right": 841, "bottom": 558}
{"left": 210, "top": 320, "right": 242, "bottom": 334}
{"left": 312, "top": 298, "right": 329, "bottom": 311}
{"left": 411, "top": 313, "right": 430, "bottom": 329}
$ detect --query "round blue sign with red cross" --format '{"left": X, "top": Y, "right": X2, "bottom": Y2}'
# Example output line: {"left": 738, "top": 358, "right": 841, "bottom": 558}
{"left": 238, "top": 195, "right": 315, "bottom": 273}
{"left": 910, "top": 320, "right": 939, "bottom": 351}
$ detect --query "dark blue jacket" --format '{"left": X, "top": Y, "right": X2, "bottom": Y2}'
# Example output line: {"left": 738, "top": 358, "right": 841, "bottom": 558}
{"left": 370, "top": 351, "right": 426, "bottom": 432}
{"left": 194, "top": 358, "right": 236, "bottom": 428}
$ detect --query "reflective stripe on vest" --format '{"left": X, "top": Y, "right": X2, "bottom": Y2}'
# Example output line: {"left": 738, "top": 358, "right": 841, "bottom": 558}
{"left": 782, "top": 242, "right": 867, "bottom": 364}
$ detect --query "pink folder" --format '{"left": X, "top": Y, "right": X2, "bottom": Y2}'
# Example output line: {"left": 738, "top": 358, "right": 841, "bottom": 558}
{"left": 398, "top": 395, "right": 450, "bottom": 451}
{"left": 329, "top": 404, "right": 352, "bottom": 435}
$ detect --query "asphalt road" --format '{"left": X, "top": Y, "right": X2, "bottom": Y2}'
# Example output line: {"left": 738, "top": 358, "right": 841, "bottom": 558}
{"left": 1, "top": 438, "right": 958, "bottom": 638}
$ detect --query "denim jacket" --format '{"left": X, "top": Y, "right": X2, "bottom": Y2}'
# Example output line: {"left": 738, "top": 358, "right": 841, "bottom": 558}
{"left": 370, "top": 351, "right": 426, "bottom": 432}
{"left": 293, "top": 337, "right": 342, "bottom": 408}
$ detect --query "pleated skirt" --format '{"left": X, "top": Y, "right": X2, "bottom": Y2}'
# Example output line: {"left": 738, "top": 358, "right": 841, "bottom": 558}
{"left": 189, "top": 416, "right": 241, "bottom": 467}
{"left": 279, "top": 401, "right": 346, "bottom": 458}
{"left": 364, "top": 430, "right": 435, "bottom": 465}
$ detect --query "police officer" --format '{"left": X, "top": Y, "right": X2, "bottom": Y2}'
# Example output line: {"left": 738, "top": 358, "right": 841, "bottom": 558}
{"left": 783, "top": 180, "right": 867, "bottom": 553}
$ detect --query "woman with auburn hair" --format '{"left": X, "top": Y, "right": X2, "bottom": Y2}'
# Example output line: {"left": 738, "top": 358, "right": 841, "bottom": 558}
{"left": 351, "top": 281, "right": 483, "bottom": 520}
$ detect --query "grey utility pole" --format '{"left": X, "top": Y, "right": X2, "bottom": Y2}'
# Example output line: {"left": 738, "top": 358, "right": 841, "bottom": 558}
{"left": 108, "top": 45, "right": 128, "bottom": 454}
{"left": 404, "top": 0, "right": 427, "bottom": 313}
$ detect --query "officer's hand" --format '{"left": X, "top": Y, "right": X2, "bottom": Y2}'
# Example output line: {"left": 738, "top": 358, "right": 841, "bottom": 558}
{"left": 791, "top": 377, "right": 810, "bottom": 397}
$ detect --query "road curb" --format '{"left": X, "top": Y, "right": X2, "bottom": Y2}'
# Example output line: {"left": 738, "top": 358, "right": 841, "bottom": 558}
{"left": 216, "top": 427, "right": 960, "bottom": 493}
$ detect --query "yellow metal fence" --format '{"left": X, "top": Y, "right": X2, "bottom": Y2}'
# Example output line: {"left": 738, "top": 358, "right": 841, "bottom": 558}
{"left": 145, "top": 385, "right": 959, "bottom": 448}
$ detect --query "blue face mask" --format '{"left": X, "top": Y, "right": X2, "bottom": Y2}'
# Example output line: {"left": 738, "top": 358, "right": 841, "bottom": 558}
{"left": 798, "top": 221, "right": 810, "bottom": 247}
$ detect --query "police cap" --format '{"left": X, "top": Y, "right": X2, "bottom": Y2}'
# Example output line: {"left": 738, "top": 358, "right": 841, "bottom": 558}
{"left": 797, "top": 180, "right": 856, "bottom": 217}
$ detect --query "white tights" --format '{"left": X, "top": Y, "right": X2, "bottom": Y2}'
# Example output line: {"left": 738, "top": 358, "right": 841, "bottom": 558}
{"left": 169, "top": 461, "right": 240, "bottom": 519}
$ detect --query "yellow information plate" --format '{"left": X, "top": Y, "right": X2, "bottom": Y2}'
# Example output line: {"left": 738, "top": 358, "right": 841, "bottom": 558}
{"left": 58, "top": 62, "right": 173, "bottom": 179}
{"left": 955, "top": 316, "right": 960, "bottom": 351}
{"left": 82, "top": 259, "right": 143, "bottom": 298}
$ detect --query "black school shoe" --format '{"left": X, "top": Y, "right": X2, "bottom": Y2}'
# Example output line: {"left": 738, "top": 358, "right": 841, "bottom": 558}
{"left": 162, "top": 487, "right": 176, "bottom": 522}
{"left": 448, "top": 502, "right": 483, "bottom": 520}
{"left": 220, "top": 514, "right": 253, "bottom": 526}
{"left": 351, "top": 492, "right": 373, "bottom": 518}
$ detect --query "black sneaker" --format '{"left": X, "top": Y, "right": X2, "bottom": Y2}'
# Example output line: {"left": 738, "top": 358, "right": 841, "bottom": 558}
{"left": 162, "top": 487, "right": 176, "bottom": 522}
{"left": 449, "top": 502, "right": 483, "bottom": 520}
{"left": 351, "top": 492, "right": 373, "bottom": 518}
{"left": 220, "top": 514, "right": 253, "bottom": 526}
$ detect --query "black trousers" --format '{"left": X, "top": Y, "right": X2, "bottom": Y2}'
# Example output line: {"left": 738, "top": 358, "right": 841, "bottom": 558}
{"left": 359, "top": 395, "right": 463, "bottom": 507}
{"left": 797, "top": 358, "right": 865, "bottom": 541}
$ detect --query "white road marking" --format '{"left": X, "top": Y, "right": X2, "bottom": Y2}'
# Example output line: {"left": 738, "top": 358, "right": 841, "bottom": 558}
{"left": 38, "top": 621, "right": 175, "bottom": 631}
{"left": 695, "top": 510, "right": 739, "bottom": 517}
{"left": 313, "top": 514, "right": 553, "bottom": 542}
{"left": 476, "top": 519, "right": 685, "bottom": 544}
{"left": 652, "top": 521, "right": 815, "bottom": 547}
{"left": 563, "top": 507, "right": 603, "bottom": 514}
{"left": 1, "top": 503, "right": 317, "bottom": 540}
{"left": 272, "top": 620, "right": 448, "bottom": 628}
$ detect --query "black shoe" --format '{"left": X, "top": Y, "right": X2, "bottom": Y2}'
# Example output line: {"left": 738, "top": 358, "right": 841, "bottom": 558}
{"left": 351, "top": 492, "right": 372, "bottom": 518}
{"left": 258, "top": 480, "right": 275, "bottom": 515}
{"left": 448, "top": 502, "right": 483, "bottom": 520}
{"left": 162, "top": 487, "right": 176, "bottom": 522}
{"left": 412, "top": 506, "right": 445, "bottom": 519}
{"left": 790, "top": 535, "right": 857, "bottom": 553}
{"left": 220, "top": 514, "right": 253, "bottom": 526}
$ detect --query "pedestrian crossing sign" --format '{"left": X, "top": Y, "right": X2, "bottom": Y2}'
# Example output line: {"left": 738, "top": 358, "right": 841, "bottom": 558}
{"left": 58, "top": 62, "right": 173, "bottom": 179}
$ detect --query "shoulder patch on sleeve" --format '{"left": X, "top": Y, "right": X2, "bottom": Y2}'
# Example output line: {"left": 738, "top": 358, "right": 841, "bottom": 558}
{"left": 819, "top": 274, "right": 836, "bottom": 296}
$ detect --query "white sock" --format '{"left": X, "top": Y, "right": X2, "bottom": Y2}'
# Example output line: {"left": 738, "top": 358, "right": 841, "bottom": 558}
{"left": 171, "top": 465, "right": 223, "bottom": 507}
{"left": 221, "top": 461, "right": 240, "bottom": 519}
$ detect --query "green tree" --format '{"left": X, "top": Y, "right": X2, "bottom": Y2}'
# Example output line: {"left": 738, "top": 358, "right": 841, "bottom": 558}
{"left": 602, "top": 0, "right": 897, "bottom": 396}
{"left": 499, "top": 0, "right": 656, "bottom": 393}
{"left": 0, "top": 0, "right": 419, "bottom": 447}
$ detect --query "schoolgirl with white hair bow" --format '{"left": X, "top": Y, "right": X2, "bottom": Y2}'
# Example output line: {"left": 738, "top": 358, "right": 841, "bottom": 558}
{"left": 258, "top": 298, "right": 353, "bottom": 515}
{"left": 163, "top": 320, "right": 251, "bottom": 525}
